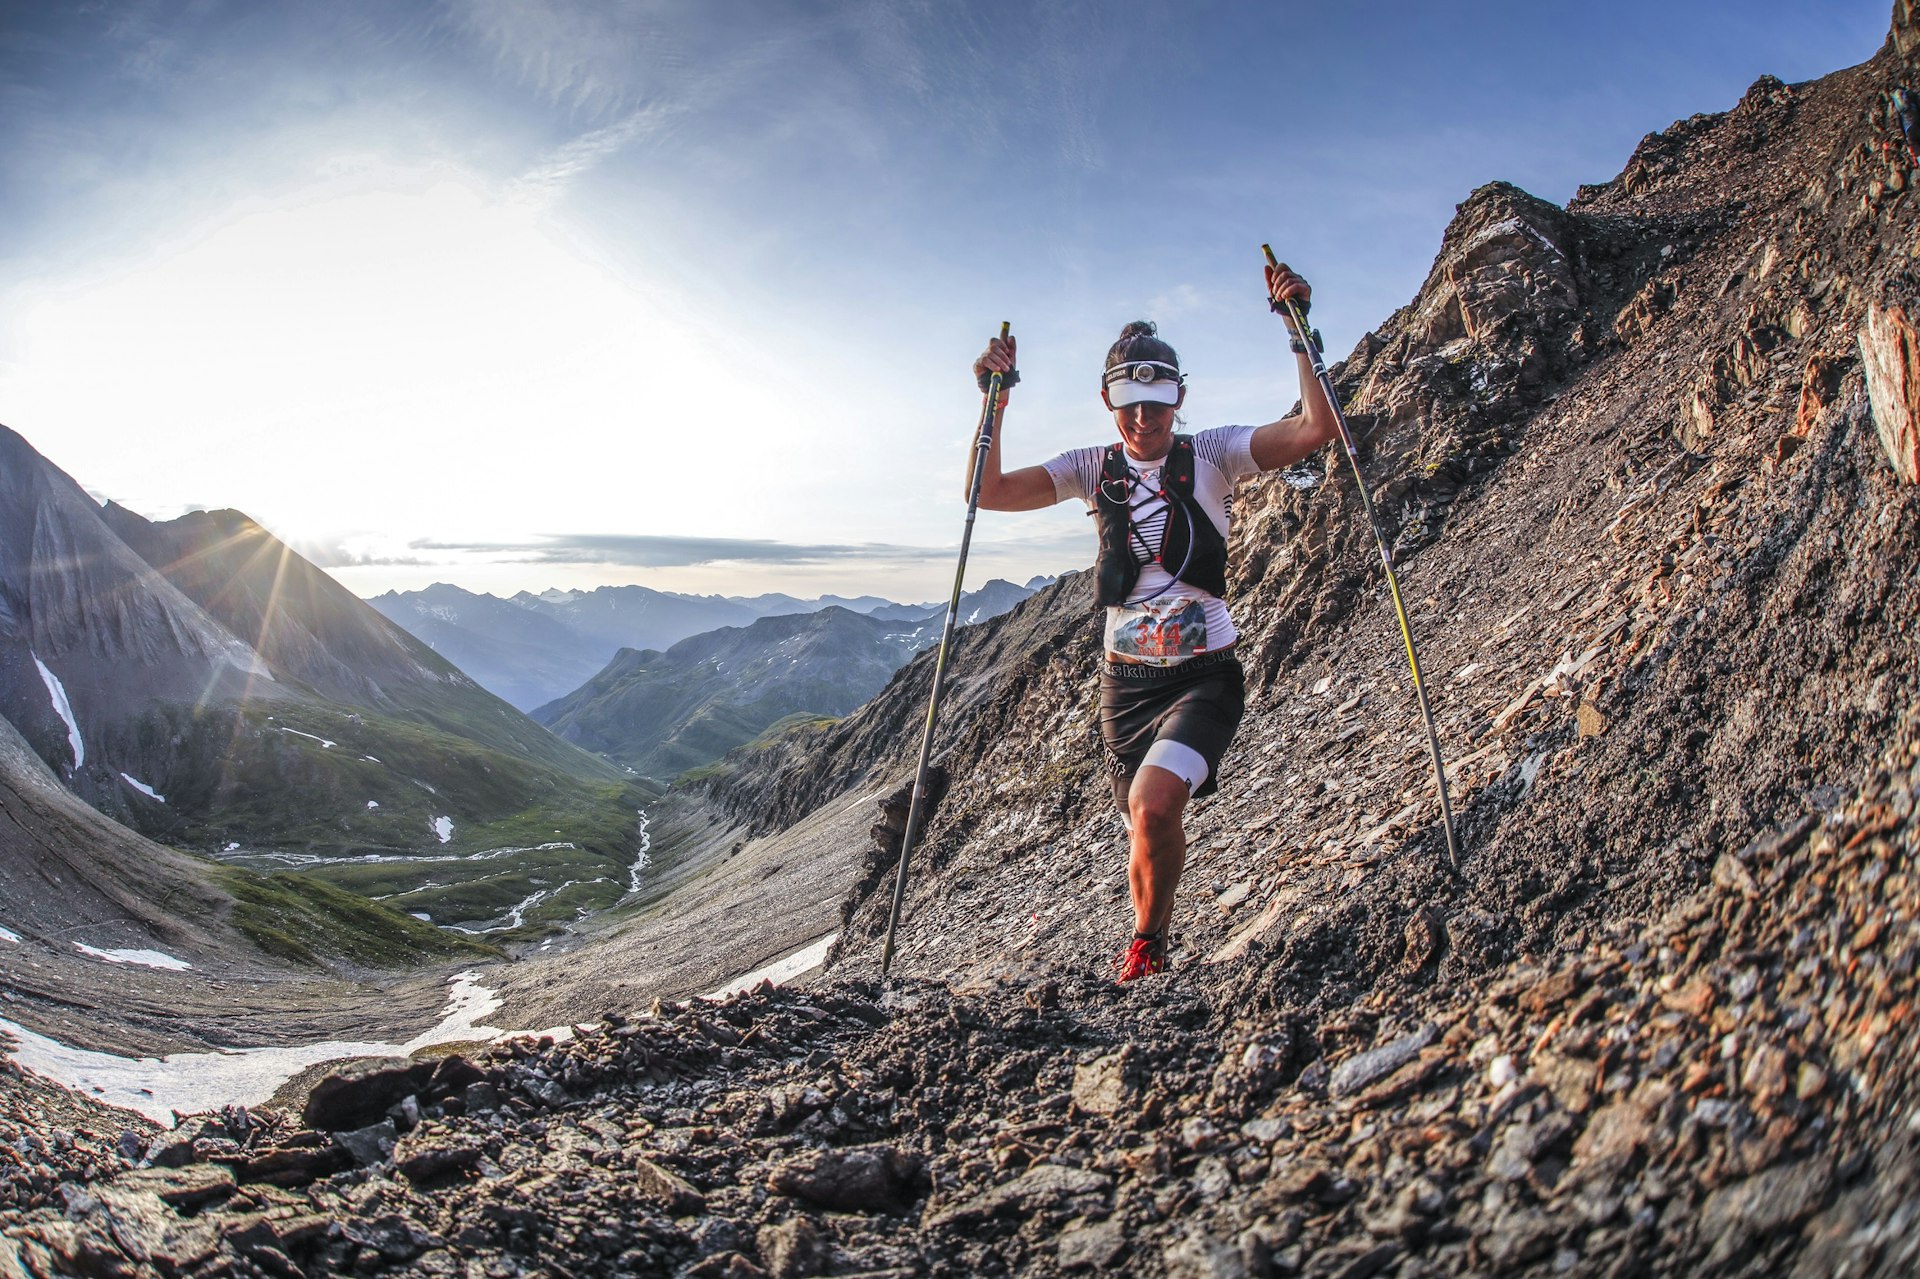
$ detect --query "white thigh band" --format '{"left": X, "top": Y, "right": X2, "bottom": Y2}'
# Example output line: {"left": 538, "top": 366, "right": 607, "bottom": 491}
{"left": 1141, "top": 739, "right": 1210, "bottom": 793}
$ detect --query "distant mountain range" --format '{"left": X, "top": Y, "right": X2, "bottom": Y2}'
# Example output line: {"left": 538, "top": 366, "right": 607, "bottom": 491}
{"left": 0, "top": 424, "right": 654, "bottom": 938}
{"left": 368, "top": 577, "right": 1048, "bottom": 712}
{"left": 531, "top": 606, "right": 939, "bottom": 779}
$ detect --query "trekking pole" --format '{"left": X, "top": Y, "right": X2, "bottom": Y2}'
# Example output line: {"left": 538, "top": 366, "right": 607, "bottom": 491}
{"left": 1265, "top": 246, "right": 1461, "bottom": 875}
{"left": 881, "top": 323, "right": 1014, "bottom": 975}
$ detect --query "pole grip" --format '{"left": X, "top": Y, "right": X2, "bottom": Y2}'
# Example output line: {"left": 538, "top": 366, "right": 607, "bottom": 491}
{"left": 1261, "top": 244, "right": 1305, "bottom": 329}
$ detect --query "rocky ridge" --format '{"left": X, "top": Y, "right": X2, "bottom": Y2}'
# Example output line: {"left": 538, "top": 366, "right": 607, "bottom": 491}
{"left": 7, "top": 8, "right": 1920, "bottom": 1278}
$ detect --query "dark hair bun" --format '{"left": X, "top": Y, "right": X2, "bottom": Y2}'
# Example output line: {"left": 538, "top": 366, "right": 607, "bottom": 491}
{"left": 1105, "top": 319, "right": 1178, "bottom": 375}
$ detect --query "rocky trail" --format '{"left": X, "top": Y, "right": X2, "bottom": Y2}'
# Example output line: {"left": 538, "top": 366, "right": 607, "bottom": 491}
{"left": 2, "top": 754, "right": 1914, "bottom": 1277}
{"left": 7, "top": 6, "right": 1920, "bottom": 1277}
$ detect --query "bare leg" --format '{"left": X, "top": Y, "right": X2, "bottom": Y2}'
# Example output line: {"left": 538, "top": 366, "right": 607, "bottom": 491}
{"left": 1122, "top": 765, "right": 1191, "bottom": 938}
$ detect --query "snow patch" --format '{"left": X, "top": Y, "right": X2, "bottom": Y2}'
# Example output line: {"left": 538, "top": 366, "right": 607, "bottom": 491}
{"left": 431, "top": 816, "right": 454, "bottom": 843}
{"left": 0, "top": 972, "right": 549, "bottom": 1124}
{"left": 703, "top": 932, "right": 838, "bottom": 1001}
{"left": 410, "top": 912, "right": 432, "bottom": 922}
{"left": 366, "top": 800, "right": 380, "bottom": 809}
{"left": 73, "top": 944, "right": 191, "bottom": 971}
{"left": 275, "top": 728, "right": 336, "bottom": 748}
{"left": 119, "top": 773, "right": 166, "bottom": 803}
{"left": 30, "top": 653, "right": 83, "bottom": 769}
{"left": 1468, "top": 215, "right": 1564, "bottom": 260}
{"left": 0, "top": 925, "right": 20, "bottom": 944}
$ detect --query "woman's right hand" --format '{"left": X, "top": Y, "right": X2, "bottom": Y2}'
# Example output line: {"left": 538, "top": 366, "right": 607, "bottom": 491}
{"left": 973, "top": 334, "right": 1017, "bottom": 391}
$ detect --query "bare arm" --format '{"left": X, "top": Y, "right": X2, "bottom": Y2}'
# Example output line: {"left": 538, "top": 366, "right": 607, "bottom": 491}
{"left": 1247, "top": 261, "right": 1341, "bottom": 472}
{"left": 968, "top": 333, "right": 1061, "bottom": 511}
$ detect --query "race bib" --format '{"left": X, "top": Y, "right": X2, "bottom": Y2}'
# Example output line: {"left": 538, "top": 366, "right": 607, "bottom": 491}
{"left": 1105, "top": 593, "right": 1210, "bottom": 665}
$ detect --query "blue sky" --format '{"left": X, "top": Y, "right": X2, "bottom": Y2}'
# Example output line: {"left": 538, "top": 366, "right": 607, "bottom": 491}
{"left": 0, "top": 0, "right": 1893, "bottom": 602}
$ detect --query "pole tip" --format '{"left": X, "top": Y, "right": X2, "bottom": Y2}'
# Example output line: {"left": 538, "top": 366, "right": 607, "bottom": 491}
{"left": 999, "top": 321, "right": 1010, "bottom": 339}
{"left": 1261, "top": 244, "right": 1279, "bottom": 268}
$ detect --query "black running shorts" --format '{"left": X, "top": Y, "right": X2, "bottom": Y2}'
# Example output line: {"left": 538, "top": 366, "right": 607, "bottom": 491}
{"left": 1098, "top": 649, "right": 1246, "bottom": 799}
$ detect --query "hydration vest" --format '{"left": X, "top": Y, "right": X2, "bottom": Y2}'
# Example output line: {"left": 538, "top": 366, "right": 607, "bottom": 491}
{"left": 1093, "top": 434, "right": 1229, "bottom": 607}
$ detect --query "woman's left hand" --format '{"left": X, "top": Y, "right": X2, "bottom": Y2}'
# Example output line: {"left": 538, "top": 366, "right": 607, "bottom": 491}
{"left": 1265, "top": 260, "right": 1311, "bottom": 316}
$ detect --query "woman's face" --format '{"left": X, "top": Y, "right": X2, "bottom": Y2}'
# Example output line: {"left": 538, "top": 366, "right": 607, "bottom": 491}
{"left": 1108, "top": 392, "right": 1183, "bottom": 460}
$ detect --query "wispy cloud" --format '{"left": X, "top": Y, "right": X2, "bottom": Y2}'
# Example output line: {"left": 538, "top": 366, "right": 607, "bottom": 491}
{"left": 508, "top": 104, "right": 679, "bottom": 202}
{"left": 293, "top": 537, "right": 433, "bottom": 569}
{"left": 439, "top": 0, "right": 672, "bottom": 119}
{"left": 413, "top": 533, "right": 934, "bottom": 568}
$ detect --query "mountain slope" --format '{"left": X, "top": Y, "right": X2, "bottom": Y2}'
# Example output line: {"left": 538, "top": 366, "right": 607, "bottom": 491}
{"left": 533, "top": 606, "right": 934, "bottom": 778}
{"left": 101, "top": 507, "right": 600, "bottom": 777}
{"left": 0, "top": 708, "right": 487, "bottom": 989}
{"left": 0, "top": 429, "right": 652, "bottom": 936}
{"left": 0, "top": 427, "right": 296, "bottom": 835}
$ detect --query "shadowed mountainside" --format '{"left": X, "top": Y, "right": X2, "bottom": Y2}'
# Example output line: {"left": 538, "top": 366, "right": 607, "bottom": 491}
{"left": 0, "top": 433, "right": 654, "bottom": 936}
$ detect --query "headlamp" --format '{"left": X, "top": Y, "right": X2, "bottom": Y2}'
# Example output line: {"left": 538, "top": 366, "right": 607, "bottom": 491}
{"left": 1103, "top": 360, "right": 1183, "bottom": 388}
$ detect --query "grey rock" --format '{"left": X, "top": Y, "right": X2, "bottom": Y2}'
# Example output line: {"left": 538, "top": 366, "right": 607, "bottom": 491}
{"left": 113, "top": 1163, "right": 236, "bottom": 1211}
{"left": 1072, "top": 1047, "right": 1135, "bottom": 1116}
{"left": 1302, "top": 1239, "right": 1400, "bottom": 1279}
{"left": 1487, "top": 1111, "right": 1574, "bottom": 1181}
{"left": 1058, "top": 1217, "right": 1128, "bottom": 1270}
{"left": 1700, "top": 1158, "right": 1831, "bottom": 1266}
{"left": 924, "top": 1163, "right": 1114, "bottom": 1229}
{"left": 1328, "top": 1025, "right": 1437, "bottom": 1098}
{"left": 463, "top": 1080, "right": 504, "bottom": 1113}
{"left": 757, "top": 1217, "right": 826, "bottom": 1279}
{"left": 1192, "top": 1155, "right": 1234, "bottom": 1202}
{"left": 341, "top": 1213, "right": 442, "bottom": 1262}
{"left": 1483, "top": 1207, "right": 1559, "bottom": 1269}
{"left": 632, "top": 1156, "right": 707, "bottom": 1215}
{"left": 90, "top": 1183, "right": 222, "bottom": 1271}
{"left": 302, "top": 1057, "right": 431, "bottom": 1132}
{"left": 334, "top": 1119, "right": 398, "bottom": 1167}
{"left": 767, "top": 1144, "right": 924, "bottom": 1215}
{"left": 392, "top": 1130, "right": 484, "bottom": 1184}
{"left": 1165, "top": 1227, "right": 1250, "bottom": 1278}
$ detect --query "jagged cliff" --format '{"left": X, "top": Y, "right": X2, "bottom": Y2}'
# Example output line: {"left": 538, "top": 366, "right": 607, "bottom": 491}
{"left": 7, "top": 8, "right": 1920, "bottom": 1278}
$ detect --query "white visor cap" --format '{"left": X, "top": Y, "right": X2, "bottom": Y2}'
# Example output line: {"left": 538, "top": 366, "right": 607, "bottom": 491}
{"left": 1104, "top": 360, "right": 1183, "bottom": 408}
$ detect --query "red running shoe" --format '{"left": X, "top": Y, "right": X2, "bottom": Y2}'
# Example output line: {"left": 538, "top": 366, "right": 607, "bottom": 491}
{"left": 1115, "top": 932, "right": 1168, "bottom": 984}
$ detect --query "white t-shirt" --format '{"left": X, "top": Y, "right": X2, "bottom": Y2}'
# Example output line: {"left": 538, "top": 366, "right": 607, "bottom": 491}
{"left": 1042, "top": 424, "right": 1261, "bottom": 664}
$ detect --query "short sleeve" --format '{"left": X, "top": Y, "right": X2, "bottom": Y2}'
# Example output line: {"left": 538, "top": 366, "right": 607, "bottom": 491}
{"left": 1042, "top": 446, "right": 1105, "bottom": 506}
{"left": 1191, "top": 424, "right": 1260, "bottom": 482}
